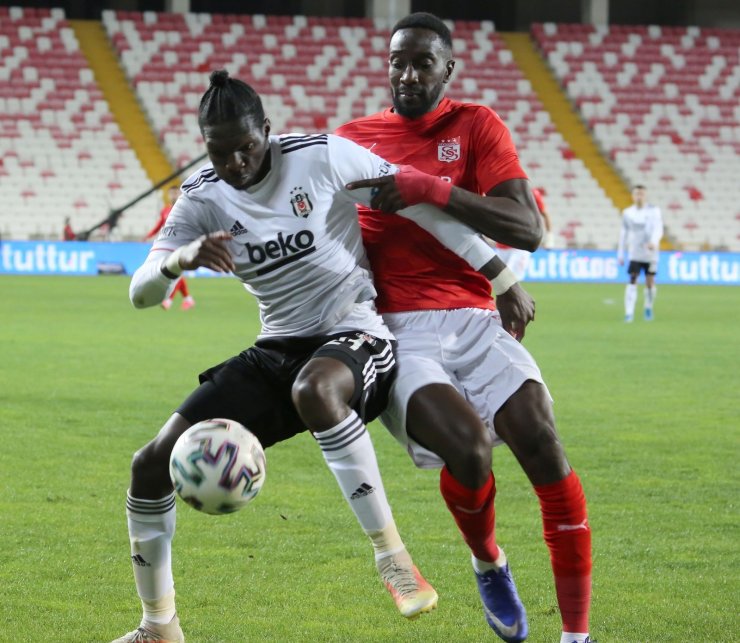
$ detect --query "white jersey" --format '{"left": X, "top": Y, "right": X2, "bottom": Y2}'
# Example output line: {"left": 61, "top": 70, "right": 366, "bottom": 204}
{"left": 129, "top": 134, "right": 496, "bottom": 340}
{"left": 618, "top": 203, "right": 663, "bottom": 264}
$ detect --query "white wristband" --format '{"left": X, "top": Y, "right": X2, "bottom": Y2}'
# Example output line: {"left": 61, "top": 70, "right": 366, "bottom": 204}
{"left": 492, "top": 266, "right": 518, "bottom": 296}
{"left": 161, "top": 247, "right": 184, "bottom": 279}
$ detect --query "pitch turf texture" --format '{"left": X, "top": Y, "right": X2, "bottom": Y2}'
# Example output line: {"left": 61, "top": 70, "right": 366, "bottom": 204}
{"left": 1, "top": 275, "right": 737, "bottom": 642}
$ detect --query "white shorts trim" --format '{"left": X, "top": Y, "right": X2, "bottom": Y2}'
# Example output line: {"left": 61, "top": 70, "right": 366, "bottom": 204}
{"left": 380, "top": 308, "right": 550, "bottom": 469}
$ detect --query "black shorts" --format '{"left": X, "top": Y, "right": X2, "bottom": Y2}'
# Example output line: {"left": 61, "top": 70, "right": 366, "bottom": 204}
{"left": 628, "top": 260, "right": 657, "bottom": 276}
{"left": 176, "top": 332, "right": 396, "bottom": 448}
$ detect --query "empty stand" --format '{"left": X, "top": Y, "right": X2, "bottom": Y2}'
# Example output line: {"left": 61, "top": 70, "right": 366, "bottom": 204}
{"left": 0, "top": 6, "right": 158, "bottom": 241}
{"left": 103, "top": 11, "right": 620, "bottom": 249}
{"left": 533, "top": 22, "right": 740, "bottom": 250}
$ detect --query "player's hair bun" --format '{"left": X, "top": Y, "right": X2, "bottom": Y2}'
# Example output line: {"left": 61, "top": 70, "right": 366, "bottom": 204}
{"left": 209, "top": 69, "right": 230, "bottom": 87}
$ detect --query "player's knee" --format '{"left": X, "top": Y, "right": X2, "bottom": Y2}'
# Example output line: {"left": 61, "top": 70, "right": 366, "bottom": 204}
{"left": 291, "top": 371, "right": 344, "bottom": 428}
{"left": 443, "top": 425, "right": 492, "bottom": 486}
{"left": 130, "top": 441, "right": 170, "bottom": 488}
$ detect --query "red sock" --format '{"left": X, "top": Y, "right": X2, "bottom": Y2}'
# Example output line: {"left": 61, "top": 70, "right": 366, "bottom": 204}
{"left": 440, "top": 466, "right": 499, "bottom": 563}
{"left": 173, "top": 278, "right": 189, "bottom": 297}
{"left": 535, "top": 469, "right": 592, "bottom": 633}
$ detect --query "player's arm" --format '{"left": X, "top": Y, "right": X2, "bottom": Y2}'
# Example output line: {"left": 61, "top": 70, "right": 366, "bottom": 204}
{"left": 129, "top": 199, "right": 234, "bottom": 308}
{"left": 648, "top": 209, "right": 663, "bottom": 250}
{"left": 328, "top": 135, "right": 495, "bottom": 270}
{"left": 446, "top": 178, "right": 543, "bottom": 250}
{"left": 347, "top": 168, "right": 541, "bottom": 251}
{"left": 617, "top": 213, "right": 627, "bottom": 264}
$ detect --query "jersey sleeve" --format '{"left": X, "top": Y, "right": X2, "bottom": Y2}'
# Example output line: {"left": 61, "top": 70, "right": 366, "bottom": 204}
{"left": 471, "top": 106, "right": 529, "bottom": 194}
{"left": 327, "top": 135, "right": 496, "bottom": 271}
{"left": 129, "top": 195, "right": 207, "bottom": 308}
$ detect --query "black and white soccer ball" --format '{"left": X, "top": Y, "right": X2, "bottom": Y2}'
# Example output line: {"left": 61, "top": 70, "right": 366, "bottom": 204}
{"left": 169, "top": 418, "right": 266, "bottom": 515}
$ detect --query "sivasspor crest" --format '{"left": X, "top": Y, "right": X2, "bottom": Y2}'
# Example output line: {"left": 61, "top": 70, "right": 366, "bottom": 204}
{"left": 290, "top": 187, "right": 313, "bottom": 218}
{"left": 438, "top": 137, "right": 461, "bottom": 163}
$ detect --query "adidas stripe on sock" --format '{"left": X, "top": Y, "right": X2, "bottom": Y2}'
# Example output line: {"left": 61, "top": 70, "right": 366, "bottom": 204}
{"left": 314, "top": 411, "right": 394, "bottom": 534}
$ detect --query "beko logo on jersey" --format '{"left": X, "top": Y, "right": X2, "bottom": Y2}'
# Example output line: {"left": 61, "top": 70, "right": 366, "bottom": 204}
{"left": 244, "top": 230, "right": 316, "bottom": 276}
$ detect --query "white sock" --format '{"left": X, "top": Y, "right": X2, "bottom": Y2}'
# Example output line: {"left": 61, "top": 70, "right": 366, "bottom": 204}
{"left": 472, "top": 547, "right": 507, "bottom": 574}
{"left": 561, "top": 633, "right": 589, "bottom": 643}
{"left": 624, "top": 283, "right": 637, "bottom": 316}
{"left": 313, "top": 411, "right": 396, "bottom": 540}
{"left": 366, "top": 522, "right": 406, "bottom": 562}
{"left": 126, "top": 492, "right": 177, "bottom": 624}
{"left": 644, "top": 285, "right": 656, "bottom": 310}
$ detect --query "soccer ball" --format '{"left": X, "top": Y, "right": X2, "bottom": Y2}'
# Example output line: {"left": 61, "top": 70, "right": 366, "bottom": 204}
{"left": 169, "top": 418, "right": 266, "bottom": 515}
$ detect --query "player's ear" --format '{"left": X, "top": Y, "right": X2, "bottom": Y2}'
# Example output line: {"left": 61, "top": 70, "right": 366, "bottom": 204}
{"left": 443, "top": 59, "right": 455, "bottom": 84}
{"left": 263, "top": 117, "right": 271, "bottom": 138}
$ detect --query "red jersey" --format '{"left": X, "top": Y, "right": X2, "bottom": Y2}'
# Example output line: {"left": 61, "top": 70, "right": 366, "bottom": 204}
{"left": 145, "top": 204, "right": 173, "bottom": 240}
{"left": 336, "top": 97, "right": 527, "bottom": 313}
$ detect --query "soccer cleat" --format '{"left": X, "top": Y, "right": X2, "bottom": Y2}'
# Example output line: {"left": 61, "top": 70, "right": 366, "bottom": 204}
{"left": 377, "top": 551, "right": 438, "bottom": 619}
{"left": 624, "top": 314, "right": 633, "bottom": 323}
{"left": 474, "top": 557, "right": 528, "bottom": 642}
{"left": 180, "top": 297, "right": 195, "bottom": 311}
{"left": 161, "top": 298, "right": 172, "bottom": 310}
{"left": 110, "top": 615, "right": 184, "bottom": 643}
{"left": 644, "top": 308, "right": 653, "bottom": 321}
{"left": 565, "top": 638, "right": 597, "bottom": 643}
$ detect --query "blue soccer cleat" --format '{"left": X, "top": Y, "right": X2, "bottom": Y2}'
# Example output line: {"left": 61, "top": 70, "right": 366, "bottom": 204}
{"left": 624, "top": 314, "right": 634, "bottom": 323}
{"left": 644, "top": 308, "right": 653, "bottom": 321}
{"left": 474, "top": 555, "right": 528, "bottom": 642}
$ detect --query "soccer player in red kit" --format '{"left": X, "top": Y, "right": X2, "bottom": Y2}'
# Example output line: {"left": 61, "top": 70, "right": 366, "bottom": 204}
{"left": 338, "top": 13, "right": 593, "bottom": 643}
{"left": 144, "top": 185, "right": 195, "bottom": 310}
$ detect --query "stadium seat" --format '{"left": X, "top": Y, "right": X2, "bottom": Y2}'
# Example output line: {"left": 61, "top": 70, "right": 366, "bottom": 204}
{"left": 532, "top": 22, "right": 740, "bottom": 250}
{"left": 0, "top": 7, "right": 157, "bottom": 240}
{"left": 103, "top": 11, "right": 619, "bottom": 248}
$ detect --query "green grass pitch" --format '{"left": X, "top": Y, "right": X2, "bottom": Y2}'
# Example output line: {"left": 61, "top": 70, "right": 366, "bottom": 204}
{"left": 1, "top": 275, "right": 738, "bottom": 642}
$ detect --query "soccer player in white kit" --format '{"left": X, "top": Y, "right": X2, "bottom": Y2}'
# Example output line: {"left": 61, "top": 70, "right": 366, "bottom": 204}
{"left": 114, "top": 70, "right": 506, "bottom": 642}
{"left": 617, "top": 185, "right": 664, "bottom": 321}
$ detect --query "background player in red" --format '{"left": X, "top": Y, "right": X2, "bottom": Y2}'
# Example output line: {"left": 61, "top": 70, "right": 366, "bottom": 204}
{"left": 338, "top": 13, "right": 593, "bottom": 643}
{"left": 495, "top": 186, "right": 555, "bottom": 279}
{"left": 62, "top": 216, "right": 76, "bottom": 241}
{"left": 144, "top": 185, "right": 195, "bottom": 310}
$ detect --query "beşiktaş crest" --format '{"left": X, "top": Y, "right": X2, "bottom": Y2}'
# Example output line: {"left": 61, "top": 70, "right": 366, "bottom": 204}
{"left": 438, "top": 137, "right": 461, "bottom": 162}
{"left": 290, "top": 187, "right": 313, "bottom": 217}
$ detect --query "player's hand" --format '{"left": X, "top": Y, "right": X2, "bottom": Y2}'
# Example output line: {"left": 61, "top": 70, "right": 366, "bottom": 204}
{"left": 347, "top": 166, "right": 453, "bottom": 211}
{"left": 346, "top": 175, "right": 408, "bottom": 212}
{"left": 496, "top": 282, "right": 535, "bottom": 341}
{"left": 178, "top": 231, "right": 235, "bottom": 273}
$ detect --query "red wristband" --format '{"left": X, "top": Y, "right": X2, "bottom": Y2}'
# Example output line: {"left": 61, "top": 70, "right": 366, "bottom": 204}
{"left": 394, "top": 165, "right": 453, "bottom": 209}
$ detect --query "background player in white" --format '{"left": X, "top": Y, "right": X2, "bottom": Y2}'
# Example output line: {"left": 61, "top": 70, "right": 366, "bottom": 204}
{"left": 115, "top": 70, "right": 509, "bottom": 643}
{"left": 617, "top": 184, "right": 663, "bottom": 321}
